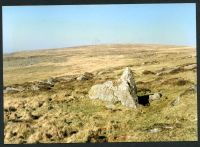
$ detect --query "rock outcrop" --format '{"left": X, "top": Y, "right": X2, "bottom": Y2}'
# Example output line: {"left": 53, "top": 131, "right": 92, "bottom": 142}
{"left": 4, "top": 86, "right": 24, "bottom": 94}
{"left": 88, "top": 81, "right": 119, "bottom": 103}
{"left": 88, "top": 67, "right": 138, "bottom": 108}
{"left": 77, "top": 72, "right": 93, "bottom": 81}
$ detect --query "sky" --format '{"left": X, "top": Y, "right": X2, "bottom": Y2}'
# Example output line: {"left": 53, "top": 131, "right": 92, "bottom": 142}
{"left": 3, "top": 4, "right": 196, "bottom": 53}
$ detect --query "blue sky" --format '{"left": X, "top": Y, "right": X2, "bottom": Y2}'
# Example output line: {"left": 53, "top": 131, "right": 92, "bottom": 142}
{"left": 3, "top": 4, "right": 196, "bottom": 53}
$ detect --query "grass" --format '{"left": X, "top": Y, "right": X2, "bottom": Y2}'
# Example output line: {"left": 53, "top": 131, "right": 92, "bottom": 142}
{"left": 3, "top": 44, "right": 197, "bottom": 143}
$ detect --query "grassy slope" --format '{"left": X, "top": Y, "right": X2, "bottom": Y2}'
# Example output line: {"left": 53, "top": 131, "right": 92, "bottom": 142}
{"left": 3, "top": 44, "right": 197, "bottom": 143}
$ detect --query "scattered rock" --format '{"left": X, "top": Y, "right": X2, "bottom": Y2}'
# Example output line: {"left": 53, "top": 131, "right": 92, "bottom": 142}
{"left": 56, "top": 75, "right": 77, "bottom": 82}
{"left": 148, "top": 128, "right": 161, "bottom": 133}
{"left": 46, "top": 77, "right": 54, "bottom": 85}
{"left": 137, "top": 92, "right": 162, "bottom": 106}
{"left": 183, "top": 64, "right": 196, "bottom": 70}
{"left": 89, "top": 67, "right": 138, "bottom": 108}
{"left": 38, "top": 83, "right": 54, "bottom": 90}
{"left": 149, "top": 93, "right": 162, "bottom": 100}
{"left": 77, "top": 72, "right": 93, "bottom": 81}
{"left": 146, "top": 123, "right": 180, "bottom": 133}
{"left": 31, "top": 85, "right": 40, "bottom": 91}
{"left": 156, "top": 66, "right": 184, "bottom": 76}
{"left": 156, "top": 72, "right": 162, "bottom": 76}
{"left": 4, "top": 87, "right": 24, "bottom": 94}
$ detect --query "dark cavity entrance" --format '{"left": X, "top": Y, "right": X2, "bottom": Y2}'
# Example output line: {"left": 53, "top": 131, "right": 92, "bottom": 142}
{"left": 138, "top": 95, "right": 150, "bottom": 106}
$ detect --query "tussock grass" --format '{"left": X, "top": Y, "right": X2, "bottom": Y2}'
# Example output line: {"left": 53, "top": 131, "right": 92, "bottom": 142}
{"left": 4, "top": 44, "right": 197, "bottom": 143}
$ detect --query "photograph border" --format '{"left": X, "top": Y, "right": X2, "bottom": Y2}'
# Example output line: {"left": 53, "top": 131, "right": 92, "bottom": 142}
{"left": 0, "top": 0, "right": 199, "bottom": 147}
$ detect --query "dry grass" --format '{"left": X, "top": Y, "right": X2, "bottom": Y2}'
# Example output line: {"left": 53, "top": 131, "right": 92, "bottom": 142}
{"left": 3, "top": 44, "right": 197, "bottom": 143}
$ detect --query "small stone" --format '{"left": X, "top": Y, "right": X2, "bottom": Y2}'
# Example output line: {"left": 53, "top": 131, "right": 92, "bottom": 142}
{"left": 148, "top": 128, "right": 161, "bottom": 133}
{"left": 184, "top": 64, "right": 196, "bottom": 70}
{"left": 149, "top": 93, "right": 162, "bottom": 100}
{"left": 31, "top": 85, "right": 39, "bottom": 91}
{"left": 164, "top": 126, "right": 174, "bottom": 129}
{"left": 4, "top": 87, "right": 24, "bottom": 94}
{"left": 46, "top": 77, "right": 54, "bottom": 85}
{"left": 77, "top": 72, "right": 93, "bottom": 81}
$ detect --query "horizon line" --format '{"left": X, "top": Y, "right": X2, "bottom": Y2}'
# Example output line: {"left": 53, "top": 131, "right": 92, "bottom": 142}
{"left": 3, "top": 43, "right": 196, "bottom": 55}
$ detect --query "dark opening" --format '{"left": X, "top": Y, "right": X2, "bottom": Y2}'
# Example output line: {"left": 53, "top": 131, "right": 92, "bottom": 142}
{"left": 138, "top": 95, "right": 150, "bottom": 106}
{"left": 9, "top": 106, "right": 17, "bottom": 112}
{"left": 46, "top": 133, "right": 52, "bottom": 139}
{"left": 31, "top": 114, "right": 40, "bottom": 120}
{"left": 70, "top": 131, "right": 78, "bottom": 135}
{"left": 63, "top": 131, "right": 68, "bottom": 137}
{"left": 12, "top": 132, "right": 17, "bottom": 136}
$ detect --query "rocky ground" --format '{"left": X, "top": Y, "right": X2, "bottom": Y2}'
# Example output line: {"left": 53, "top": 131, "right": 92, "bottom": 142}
{"left": 3, "top": 44, "right": 197, "bottom": 143}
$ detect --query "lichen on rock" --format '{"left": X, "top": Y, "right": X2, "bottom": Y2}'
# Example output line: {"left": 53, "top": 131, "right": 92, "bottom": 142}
{"left": 88, "top": 67, "right": 138, "bottom": 108}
